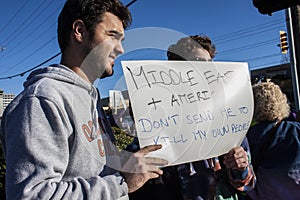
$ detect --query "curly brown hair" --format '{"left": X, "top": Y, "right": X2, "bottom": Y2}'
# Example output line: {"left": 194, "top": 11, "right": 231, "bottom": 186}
{"left": 167, "top": 34, "right": 216, "bottom": 61}
{"left": 57, "top": 0, "right": 132, "bottom": 52}
{"left": 252, "top": 81, "right": 290, "bottom": 122}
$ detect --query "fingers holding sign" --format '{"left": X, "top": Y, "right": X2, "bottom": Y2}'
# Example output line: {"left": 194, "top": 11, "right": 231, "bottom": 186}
{"left": 121, "top": 144, "right": 168, "bottom": 193}
{"left": 223, "top": 146, "right": 248, "bottom": 171}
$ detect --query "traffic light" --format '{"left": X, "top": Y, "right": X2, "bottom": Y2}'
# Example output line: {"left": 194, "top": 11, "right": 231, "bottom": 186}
{"left": 279, "top": 30, "right": 288, "bottom": 54}
{"left": 253, "top": 0, "right": 300, "bottom": 15}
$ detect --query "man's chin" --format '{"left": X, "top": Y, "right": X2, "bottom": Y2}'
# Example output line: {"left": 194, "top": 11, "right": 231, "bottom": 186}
{"left": 100, "top": 70, "right": 114, "bottom": 79}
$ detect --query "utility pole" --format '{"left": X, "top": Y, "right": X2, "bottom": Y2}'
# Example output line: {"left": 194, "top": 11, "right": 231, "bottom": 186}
{"left": 286, "top": 5, "right": 300, "bottom": 111}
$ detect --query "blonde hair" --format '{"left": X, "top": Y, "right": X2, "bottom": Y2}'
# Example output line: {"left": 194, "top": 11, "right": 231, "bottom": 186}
{"left": 252, "top": 81, "right": 290, "bottom": 122}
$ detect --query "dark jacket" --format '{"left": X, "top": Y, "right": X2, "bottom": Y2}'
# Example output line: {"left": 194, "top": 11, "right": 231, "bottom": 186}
{"left": 246, "top": 120, "right": 300, "bottom": 199}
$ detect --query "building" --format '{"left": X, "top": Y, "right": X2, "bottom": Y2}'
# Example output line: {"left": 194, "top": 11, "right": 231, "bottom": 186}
{"left": 2, "top": 93, "right": 15, "bottom": 111}
{"left": 0, "top": 90, "right": 3, "bottom": 119}
{"left": 250, "top": 63, "right": 295, "bottom": 109}
{"left": 0, "top": 90, "right": 15, "bottom": 118}
{"left": 101, "top": 90, "right": 130, "bottom": 110}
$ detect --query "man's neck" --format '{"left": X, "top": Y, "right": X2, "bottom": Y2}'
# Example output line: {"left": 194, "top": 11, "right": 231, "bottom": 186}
{"left": 70, "top": 66, "right": 92, "bottom": 83}
{"left": 60, "top": 55, "right": 93, "bottom": 84}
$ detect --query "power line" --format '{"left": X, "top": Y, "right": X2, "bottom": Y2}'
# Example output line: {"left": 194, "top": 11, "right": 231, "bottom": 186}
{"left": 1, "top": 21, "right": 57, "bottom": 60}
{"left": 0, "top": 0, "right": 30, "bottom": 35}
{"left": 0, "top": 36, "right": 57, "bottom": 75}
{"left": 0, "top": 0, "right": 285, "bottom": 80}
{"left": 218, "top": 38, "right": 278, "bottom": 55}
{"left": 216, "top": 25, "right": 285, "bottom": 44}
{"left": 0, "top": 52, "right": 61, "bottom": 80}
{"left": 5, "top": 16, "right": 280, "bottom": 73}
{"left": 243, "top": 53, "right": 282, "bottom": 62}
{"left": 0, "top": 3, "right": 63, "bottom": 59}
{"left": 1, "top": 0, "right": 56, "bottom": 48}
{"left": 213, "top": 19, "right": 285, "bottom": 41}
{"left": 0, "top": 0, "right": 139, "bottom": 80}
{"left": 126, "top": 0, "right": 138, "bottom": 7}
{"left": 0, "top": 0, "right": 48, "bottom": 46}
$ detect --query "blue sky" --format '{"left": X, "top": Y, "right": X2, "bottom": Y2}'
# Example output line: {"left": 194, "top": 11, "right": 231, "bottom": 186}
{"left": 0, "top": 0, "right": 287, "bottom": 97}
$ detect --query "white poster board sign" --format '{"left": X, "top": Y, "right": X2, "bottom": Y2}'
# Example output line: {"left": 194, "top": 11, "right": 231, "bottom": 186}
{"left": 121, "top": 61, "right": 253, "bottom": 166}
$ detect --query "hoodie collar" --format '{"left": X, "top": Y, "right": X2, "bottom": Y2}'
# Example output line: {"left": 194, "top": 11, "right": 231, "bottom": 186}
{"left": 24, "top": 64, "right": 94, "bottom": 92}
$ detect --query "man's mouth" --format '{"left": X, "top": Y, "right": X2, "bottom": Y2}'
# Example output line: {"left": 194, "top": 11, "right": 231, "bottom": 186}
{"left": 109, "top": 54, "right": 116, "bottom": 67}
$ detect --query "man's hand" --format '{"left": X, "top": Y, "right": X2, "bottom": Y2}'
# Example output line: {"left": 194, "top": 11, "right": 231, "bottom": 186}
{"left": 121, "top": 144, "right": 168, "bottom": 193}
{"left": 223, "top": 146, "right": 248, "bottom": 171}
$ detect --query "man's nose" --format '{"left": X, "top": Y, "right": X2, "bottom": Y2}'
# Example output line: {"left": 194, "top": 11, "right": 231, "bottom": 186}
{"left": 115, "top": 41, "right": 124, "bottom": 55}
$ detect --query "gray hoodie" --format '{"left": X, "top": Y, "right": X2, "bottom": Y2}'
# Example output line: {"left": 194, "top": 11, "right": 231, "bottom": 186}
{"left": 0, "top": 64, "right": 128, "bottom": 199}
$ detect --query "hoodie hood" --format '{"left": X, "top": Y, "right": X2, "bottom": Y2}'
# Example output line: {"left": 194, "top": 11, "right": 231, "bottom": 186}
{"left": 24, "top": 64, "right": 93, "bottom": 92}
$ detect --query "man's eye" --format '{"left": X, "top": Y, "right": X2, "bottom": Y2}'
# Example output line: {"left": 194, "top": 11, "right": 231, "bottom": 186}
{"left": 105, "top": 31, "right": 116, "bottom": 37}
{"left": 108, "top": 33, "right": 116, "bottom": 38}
{"left": 109, "top": 33, "right": 120, "bottom": 40}
{"left": 105, "top": 30, "right": 124, "bottom": 41}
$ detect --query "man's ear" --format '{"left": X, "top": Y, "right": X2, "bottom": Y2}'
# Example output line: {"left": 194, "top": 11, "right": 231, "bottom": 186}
{"left": 72, "top": 19, "right": 88, "bottom": 43}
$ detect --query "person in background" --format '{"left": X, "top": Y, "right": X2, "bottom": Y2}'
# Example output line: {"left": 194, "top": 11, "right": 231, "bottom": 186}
{"left": 128, "top": 34, "right": 256, "bottom": 200}
{"left": 0, "top": 0, "right": 167, "bottom": 199}
{"left": 247, "top": 81, "right": 300, "bottom": 199}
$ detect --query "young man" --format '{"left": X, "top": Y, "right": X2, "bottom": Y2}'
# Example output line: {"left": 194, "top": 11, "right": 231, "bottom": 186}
{"left": 128, "top": 35, "right": 256, "bottom": 200}
{"left": 0, "top": 0, "right": 167, "bottom": 199}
